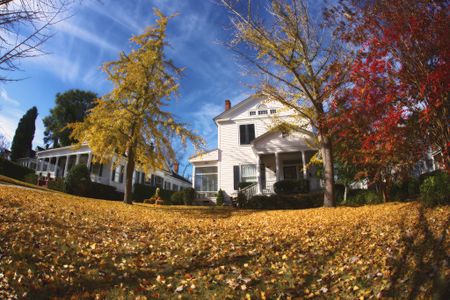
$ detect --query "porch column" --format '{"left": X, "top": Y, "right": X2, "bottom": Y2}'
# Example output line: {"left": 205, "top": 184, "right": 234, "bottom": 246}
{"left": 54, "top": 156, "right": 60, "bottom": 177}
{"left": 192, "top": 165, "right": 196, "bottom": 189}
{"left": 87, "top": 152, "right": 92, "bottom": 170}
{"left": 256, "top": 155, "right": 262, "bottom": 194}
{"left": 75, "top": 154, "right": 80, "bottom": 165}
{"left": 275, "top": 152, "right": 281, "bottom": 181}
{"left": 301, "top": 151, "right": 307, "bottom": 179}
{"left": 64, "top": 155, "right": 70, "bottom": 177}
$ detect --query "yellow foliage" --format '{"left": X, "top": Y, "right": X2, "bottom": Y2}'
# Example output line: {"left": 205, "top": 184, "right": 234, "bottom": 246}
{"left": 68, "top": 9, "right": 204, "bottom": 175}
{"left": 1, "top": 186, "right": 448, "bottom": 298}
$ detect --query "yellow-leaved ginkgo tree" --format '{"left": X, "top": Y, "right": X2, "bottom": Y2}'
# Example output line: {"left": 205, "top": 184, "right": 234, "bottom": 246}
{"left": 69, "top": 10, "right": 204, "bottom": 204}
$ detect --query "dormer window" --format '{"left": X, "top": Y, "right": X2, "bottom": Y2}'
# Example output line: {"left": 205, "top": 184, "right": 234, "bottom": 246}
{"left": 258, "top": 110, "right": 268, "bottom": 115}
{"left": 249, "top": 111, "right": 256, "bottom": 116}
{"left": 270, "top": 109, "right": 277, "bottom": 114}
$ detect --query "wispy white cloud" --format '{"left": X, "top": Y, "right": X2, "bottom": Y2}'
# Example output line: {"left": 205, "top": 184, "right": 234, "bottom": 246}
{"left": 55, "top": 20, "right": 121, "bottom": 54}
{"left": 0, "top": 87, "right": 20, "bottom": 106}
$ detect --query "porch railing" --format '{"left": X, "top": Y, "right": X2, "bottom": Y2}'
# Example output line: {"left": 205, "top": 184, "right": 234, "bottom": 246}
{"left": 262, "top": 180, "right": 276, "bottom": 195}
{"left": 240, "top": 182, "right": 258, "bottom": 200}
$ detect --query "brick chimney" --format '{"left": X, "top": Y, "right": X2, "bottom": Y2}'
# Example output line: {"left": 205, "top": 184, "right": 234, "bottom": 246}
{"left": 173, "top": 162, "right": 179, "bottom": 174}
{"left": 225, "top": 99, "right": 231, "bottom": 111}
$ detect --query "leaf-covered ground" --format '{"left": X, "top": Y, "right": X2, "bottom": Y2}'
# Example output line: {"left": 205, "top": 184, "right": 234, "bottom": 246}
{"left": 0, "top": 186, "right": 449, "bottom": 299}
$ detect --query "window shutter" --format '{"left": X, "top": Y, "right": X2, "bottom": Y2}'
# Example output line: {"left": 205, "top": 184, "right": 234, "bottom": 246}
{"left": 239, "top": 125, "right": 246, "bottom": 144}
{"left": 248, "top": 124, "right": 255, "bottom": 142}
{"left": 150, "top": 174, "right": 155, "bottom": 186}
{"left": 233, "top": 165, "right": 240, "bottom": 190}
{"left": 111, "top": 168, "right": 115, "bottom": 181}
{"left": 99, "top": 164, "right": 103, "bottom": 177}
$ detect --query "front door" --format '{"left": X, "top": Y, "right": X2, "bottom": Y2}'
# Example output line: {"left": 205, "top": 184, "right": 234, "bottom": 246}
{"left": 283, "top": 166, "right": 297, "bottom": 180}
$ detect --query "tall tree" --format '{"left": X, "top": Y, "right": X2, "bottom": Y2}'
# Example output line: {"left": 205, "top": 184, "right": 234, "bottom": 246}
{"left": 221, "top": 0, "right": 350, "bottom": 207}
{"left": 10, "top": 106, "right": 38, "bottom": 161}
{"left": 0, "top": 0, "right": 70, "bottom": 81}
{"left": 327, "top": 0, "right": 449, "bottom": 170}
{"left": 329, "top": 48, "right": 427, "bottom": 201}
{"left": 43, "top": 89, "right": 97, "bottom": 148}
{"left": 70, "top": 10, "right": 203, "bottom": 204}
{"left": 0, "top": 132, "right": 9, "bottom": 156}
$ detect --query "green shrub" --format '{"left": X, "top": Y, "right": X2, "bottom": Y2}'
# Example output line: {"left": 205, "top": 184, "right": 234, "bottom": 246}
{"left": 244, "top": 192, "right": 323, "bottom": 209}
{"left": 420, "top": 172, "right": 450, "bottom": 207}
{"left": 346, "top": 189, "right": 382, "bottom": 205}
{"left": 183, "top": 188, "right": 195, "bottom": 205}
{"left": 48, "top": 178, "right": 65, "bottom": 192}
{"left": 0, "top": 157, "right": 35, "bottom": 181}
{"left": 274, "top": 179, "right": 309, "bottom": 194}
{"left": 216, "top": 189, "right": 224, "bottom": 206}
{"left": 64, "top": 164, "right": 91, "bottom": 196}
{"left": 23, "top": 173, "right": 38, "bottom": 185}
{"left": 334, "top": 184, "right": 346, "bottom": 203}
{"left": 407, "top": 177, "right": 420, "bottom": 196}
{"left": 133, "top": 183, "right": 174, "bottom": 202}
{"left": 235, "top": 191, "right": 246, "bottom": 208}
{"left": 390, "top": 177, "right": 420, "bottom": 201}
{"left": 171, "top": 191, "right": 185, "bottom": 205}
{"left": 89, "top": 182, "right": 122, "bottom": 200}
{"left": 238, "top": 182, "right": 253, "bottom": 189}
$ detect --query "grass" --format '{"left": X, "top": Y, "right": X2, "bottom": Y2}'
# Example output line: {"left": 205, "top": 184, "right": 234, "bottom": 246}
{"left": 0, "top": 174, "right": 48, "bottom": 191}
{"left": 0, "top": 185, "right": 449, "bottom": 299}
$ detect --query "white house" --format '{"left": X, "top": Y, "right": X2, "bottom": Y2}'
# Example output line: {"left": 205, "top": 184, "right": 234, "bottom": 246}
{"left": 31, "top": 144, "right": 191, "bottom": 192}
{"left": 189, "top": 94, "right": 320, "bottom": 202}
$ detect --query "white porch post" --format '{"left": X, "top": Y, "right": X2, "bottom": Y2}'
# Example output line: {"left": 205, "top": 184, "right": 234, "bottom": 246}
{"left": 192, "top": 165, "right": 196, "bottom": 189}
{"left": 256, "top": 155, "right": 261, "bottom": 194}
{"left": 75, "top": 154, "right": 80, "bottom": 165}
{"left": 301, "top": 150, "right": 307, "bottom": 179}
{"left": 54, "top": 156, "right": 60, "bottom": 176}
{"left": 64, "top": 156, "right": 70, "bottom": 177}
{"left": 275, "top": 152, "right": 281, "bottom": 181}
{"left": 87, "top": 152, "right": 92, "bottom": 170}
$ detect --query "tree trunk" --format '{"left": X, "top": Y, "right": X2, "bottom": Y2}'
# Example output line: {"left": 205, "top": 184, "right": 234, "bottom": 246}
{"left": 321, "top": 135, "right": 335, "bottom": 207}
{"left": 124, "top": 144, "right": 136, "bottom": 205}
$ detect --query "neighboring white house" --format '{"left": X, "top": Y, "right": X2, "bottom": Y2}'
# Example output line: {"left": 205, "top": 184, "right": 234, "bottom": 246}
{"left": 30, "top": 144, "right": 191, "bottom": 192}
{"left": 189, "top": 94, "right": 320, "bottom": 202}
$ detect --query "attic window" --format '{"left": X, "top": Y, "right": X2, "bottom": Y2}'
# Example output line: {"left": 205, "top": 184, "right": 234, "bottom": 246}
{"left": 249, "top": 111, "right": 256, "bottom": 116}
{"left": 258, "top": 110, "right": 268, "bottom": 115}
{"left": 270, "top": 109, "right": 277, "bottom": 114}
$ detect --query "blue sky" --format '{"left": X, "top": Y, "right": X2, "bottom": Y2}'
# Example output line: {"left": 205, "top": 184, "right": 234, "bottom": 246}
{"left": 0, "top": 0, "right": 254, "bottom": 171}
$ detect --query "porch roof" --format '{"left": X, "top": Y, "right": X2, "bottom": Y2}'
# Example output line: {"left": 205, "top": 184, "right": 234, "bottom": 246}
{"left": 189, "top": 149, "right": 219, "bottom": 163}
{"left": 251, "top": 130, "right": 316, "bottom": 154}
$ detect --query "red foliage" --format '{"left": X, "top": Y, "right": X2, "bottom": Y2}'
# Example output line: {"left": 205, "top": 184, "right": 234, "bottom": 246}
{"left": 327, "top": 0, "right": 449, "bottom": 182}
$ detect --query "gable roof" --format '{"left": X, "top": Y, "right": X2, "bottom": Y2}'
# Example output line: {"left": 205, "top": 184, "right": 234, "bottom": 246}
{"left": 168, "top": 171, "right": 192, "bottom": 184}
{"left": 213, "top": 93, "right": 263, "bottom": 123}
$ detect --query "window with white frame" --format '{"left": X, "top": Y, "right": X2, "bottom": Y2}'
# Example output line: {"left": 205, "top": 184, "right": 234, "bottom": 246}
{"left": 164, "top": 181, "right": 171, "bottom": 190}
{"left": 249, "top": 111, "right": 256, "bottom": 116}
{"left": 195, "top": 166, "right": 218, "bottom": 192}
{"left": 270, "top": 109, "right": 277, "bottom": 114}
{"left": 241, "top": 164, "right": 257, "bottom": 182}
{"left": 258, "top": 110, "right": 268, "bottom": 115}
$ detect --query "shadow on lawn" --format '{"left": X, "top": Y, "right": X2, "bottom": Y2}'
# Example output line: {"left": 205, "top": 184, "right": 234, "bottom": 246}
{"left": 386, "top": 205, "right": 449, "bottom": 299}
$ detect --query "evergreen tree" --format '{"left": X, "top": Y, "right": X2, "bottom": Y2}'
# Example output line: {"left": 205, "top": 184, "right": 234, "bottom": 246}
{"left": 10, "top": 106, "right": 38, "bottom": 161}
{"left": 43, "top": 89, "right": 97, "bottom": 148}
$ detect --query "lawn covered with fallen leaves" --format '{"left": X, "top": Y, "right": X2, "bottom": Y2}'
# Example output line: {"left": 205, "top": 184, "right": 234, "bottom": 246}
{"left": 0, "top": 186, "right": 449, "bottom": 299}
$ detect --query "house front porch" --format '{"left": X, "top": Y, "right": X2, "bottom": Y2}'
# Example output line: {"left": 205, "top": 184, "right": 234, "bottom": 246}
{"left": 255, "top": 150, "right": 320, "bottom": 195}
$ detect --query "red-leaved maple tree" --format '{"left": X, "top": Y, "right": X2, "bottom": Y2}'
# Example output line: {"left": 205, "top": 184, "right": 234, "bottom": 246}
{"left": 326, "top": 0, "right": 449, "bottom": 197}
